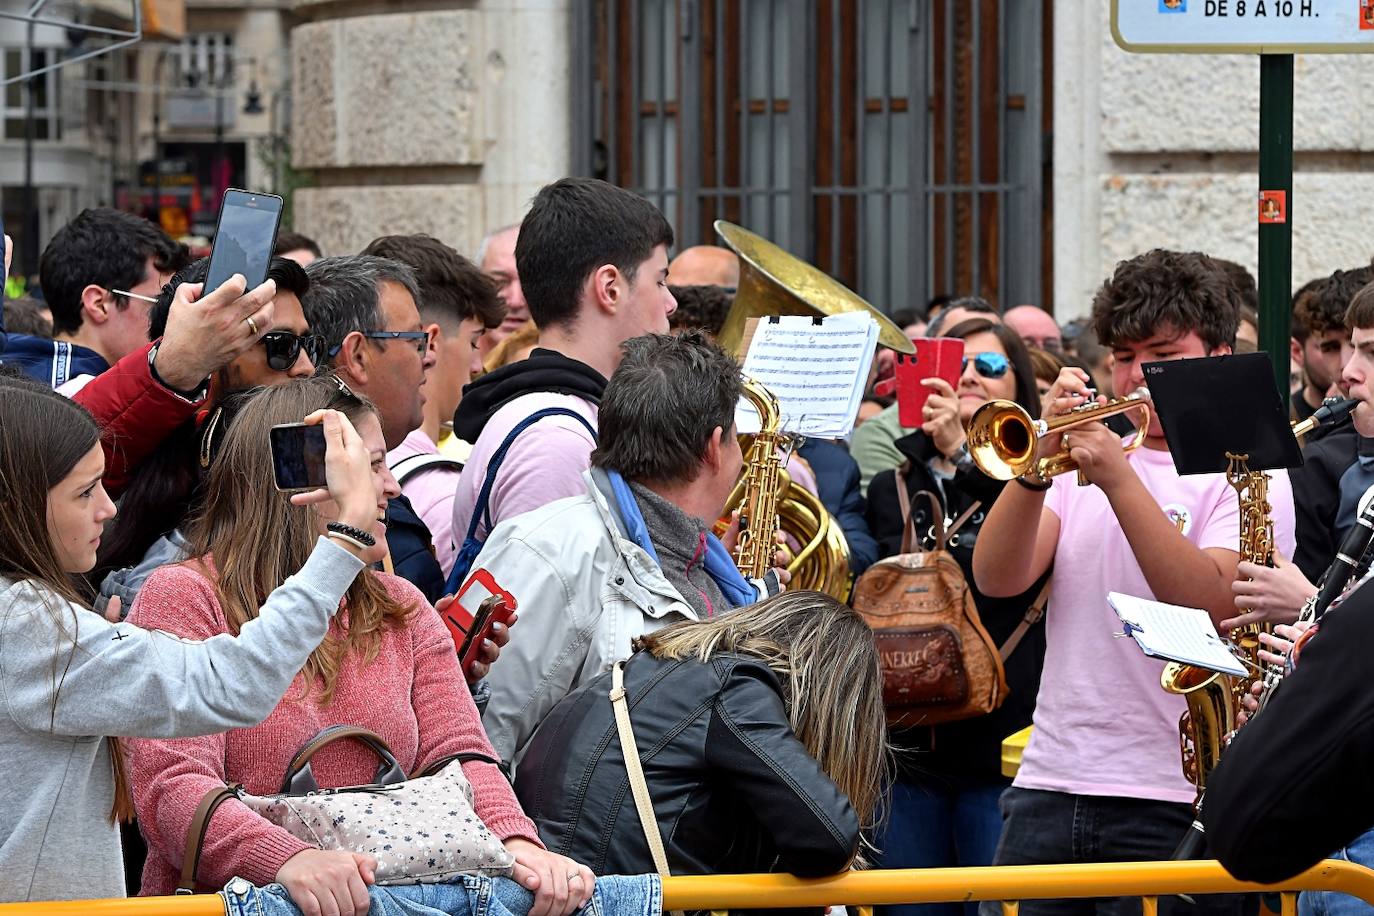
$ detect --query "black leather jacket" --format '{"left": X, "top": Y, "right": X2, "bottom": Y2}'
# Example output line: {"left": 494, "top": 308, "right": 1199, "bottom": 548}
{"left": 513, "top": 651, "right": 861, "bottom": 879}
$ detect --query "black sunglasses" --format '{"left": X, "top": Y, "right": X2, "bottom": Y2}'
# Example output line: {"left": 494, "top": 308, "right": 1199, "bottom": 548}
{"left": 262, "top": 331, "right": 326, "bottom": 371}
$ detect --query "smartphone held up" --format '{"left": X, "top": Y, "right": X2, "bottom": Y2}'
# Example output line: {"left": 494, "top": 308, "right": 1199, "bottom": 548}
{"left": 270, "top": 422, "right": 328, "bottom": 492}
{"left": 205, "top": 189, "right": 285, "bottom": 296}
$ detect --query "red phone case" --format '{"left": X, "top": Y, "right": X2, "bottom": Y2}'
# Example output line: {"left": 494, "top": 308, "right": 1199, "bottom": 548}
{"left": 443, "top": 569, "right": 518, "bottom": 672}
{"left": 896, "top": 338, "right": 965, "bottom": 427}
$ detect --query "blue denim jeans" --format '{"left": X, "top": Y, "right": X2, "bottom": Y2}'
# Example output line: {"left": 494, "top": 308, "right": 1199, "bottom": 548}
{"left": 218, "top": 873, "right": 662, "bottom": 916}
{"left": 978, "top": 787, "right": 1252, "bottom": 916}
{"left": 1299, "top": 827, "right": 1374, "bottom": 916}
{"left": 873, "top": 776, "right": 1008, "bottom": 916}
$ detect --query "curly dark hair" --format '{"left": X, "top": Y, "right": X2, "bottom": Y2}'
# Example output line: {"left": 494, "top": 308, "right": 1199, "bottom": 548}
{"left": 667, "top": 284, "right": 733, "bottom": 337}
{"left": 1090, "top": 249, "right": 1239, "bottom": 351}
{"left": 1294, "top": 266, "right": 1373, "bottom": 341}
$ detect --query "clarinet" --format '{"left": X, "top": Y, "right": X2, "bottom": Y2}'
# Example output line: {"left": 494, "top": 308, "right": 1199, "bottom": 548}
{"left": 1312, "top": 495, "right": 1374, "bottom": 622}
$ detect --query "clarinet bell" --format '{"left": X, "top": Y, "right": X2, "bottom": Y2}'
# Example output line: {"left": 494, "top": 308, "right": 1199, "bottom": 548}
{"left": 1169, "top": 820, "right": 1209, "bottom": 904}
{"left": 1170, "top": 820, "right": 1208, "bottom": 860}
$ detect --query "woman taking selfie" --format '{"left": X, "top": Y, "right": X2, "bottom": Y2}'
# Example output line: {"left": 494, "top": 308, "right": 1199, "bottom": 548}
{"left": 0, "top": 373, "right": 375, "bottom": 903}
{"left": 127, "top": 377, "right": 591, "bottom": 916}
{"left": 864, "top": 317, "right": 1050, "bottom": 916}
{"left": 514, "top": 591, "right": 886, "bottom": 880}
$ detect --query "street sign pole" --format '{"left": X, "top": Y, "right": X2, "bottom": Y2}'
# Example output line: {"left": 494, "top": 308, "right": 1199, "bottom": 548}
{"left": 1258, "top": 54, "right": 1294, "bottom": 408}
{"left": 1112, "top": 0, "right": 1373, "bottom": 408}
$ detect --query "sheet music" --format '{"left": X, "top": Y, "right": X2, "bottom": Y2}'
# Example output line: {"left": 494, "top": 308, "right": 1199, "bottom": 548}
{"left": 1107, "top": 592, "right": 1247, "bottom": 676}
{"left": 736, "top": 312, "right": 878, "bottom": 439}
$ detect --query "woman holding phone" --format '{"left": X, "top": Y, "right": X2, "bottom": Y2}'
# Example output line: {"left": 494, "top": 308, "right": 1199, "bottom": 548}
{"left": 126, "top": 376, "right": 592, "bottom": 916}
{"left": 863, "top": 318, "right": 1050, "bottom": 916}
{"left": 0, "top": 372, "right": 376, "bottom": 902}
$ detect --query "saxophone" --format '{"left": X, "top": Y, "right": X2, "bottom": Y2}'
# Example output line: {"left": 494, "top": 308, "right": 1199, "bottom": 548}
{"left": 1160, "top": 454, "right": 1274, "bottom": 791}
{"left": 727, "top": 377, "right": 852, "bottom": 598}
{"left": 733, "top": 377, "right": 788, "bottom": 579}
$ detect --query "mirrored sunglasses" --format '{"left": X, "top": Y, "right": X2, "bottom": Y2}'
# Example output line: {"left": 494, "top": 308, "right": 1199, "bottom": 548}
{"left": 962, "top": 351, "right": 1011, "bottom": 379}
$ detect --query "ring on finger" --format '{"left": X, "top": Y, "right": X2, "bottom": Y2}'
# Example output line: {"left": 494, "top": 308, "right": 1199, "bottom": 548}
{"left": 567, "top": 872, "right": 582, "bottom": 883}
{"left": 245, "top": 315, "right": 259, "bottom": 336}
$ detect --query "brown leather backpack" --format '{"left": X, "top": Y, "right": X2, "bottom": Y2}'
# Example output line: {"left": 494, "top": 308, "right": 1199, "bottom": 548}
{"left": 852, "top": 469, "right": 1045, "bottom": 728}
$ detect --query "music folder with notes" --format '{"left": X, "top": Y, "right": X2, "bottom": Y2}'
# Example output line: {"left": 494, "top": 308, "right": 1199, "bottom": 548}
{"left": 1107, "top": 592, "right": 1247, "bottom": 676}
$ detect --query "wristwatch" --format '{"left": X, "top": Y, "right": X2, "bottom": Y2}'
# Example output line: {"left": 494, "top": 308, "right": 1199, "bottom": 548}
{"left": 147, "top": 343, "right": 209, "bottom": 402}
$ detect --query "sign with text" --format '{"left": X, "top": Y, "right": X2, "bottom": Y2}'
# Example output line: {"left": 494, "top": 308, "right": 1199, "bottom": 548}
{"left": 1113, "top": 0, "right": 1374, "bottom": 52}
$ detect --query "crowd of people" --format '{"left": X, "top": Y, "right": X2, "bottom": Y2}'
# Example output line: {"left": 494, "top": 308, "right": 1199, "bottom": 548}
{"left": 2, "top": 175, "right": 1374, "bottom": 916}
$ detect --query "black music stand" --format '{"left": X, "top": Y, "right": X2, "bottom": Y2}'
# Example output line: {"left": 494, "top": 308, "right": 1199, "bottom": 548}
{"left": 1143, "top": 352, "right": 1303, "bottom": 476}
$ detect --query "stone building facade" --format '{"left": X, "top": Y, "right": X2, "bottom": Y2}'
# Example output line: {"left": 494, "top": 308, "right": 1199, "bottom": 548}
{"left": 289, "top": 0, "right": 569, "bottom": 260}
{"left": 1055, "top": 0, "right": 1374, "bottom": 316}
{"left": 288, "top": 0, "right": 1373, "bottom": 313}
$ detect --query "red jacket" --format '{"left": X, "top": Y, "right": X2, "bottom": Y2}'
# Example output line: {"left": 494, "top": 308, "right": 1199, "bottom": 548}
{"left": 71, "top": 342, "right": 201, "bottom": 496}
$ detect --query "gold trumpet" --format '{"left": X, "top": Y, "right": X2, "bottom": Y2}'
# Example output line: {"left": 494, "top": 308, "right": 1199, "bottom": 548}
{"left": 966, "top": 389, "right": 1153, "bottom": 485}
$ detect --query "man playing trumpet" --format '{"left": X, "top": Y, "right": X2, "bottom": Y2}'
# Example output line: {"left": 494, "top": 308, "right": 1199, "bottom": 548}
{"left": 972, "top": 249, "right": 1297, "bottom": 916}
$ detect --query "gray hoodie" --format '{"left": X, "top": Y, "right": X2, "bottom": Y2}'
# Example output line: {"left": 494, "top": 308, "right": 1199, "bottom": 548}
{"left": 0, "top": 537, "right": 365, "bottom": 902}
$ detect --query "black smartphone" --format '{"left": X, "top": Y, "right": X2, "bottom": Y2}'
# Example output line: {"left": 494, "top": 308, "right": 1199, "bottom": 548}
{"left": 270, "top": 422, "right": 327, "bottom": 491}
{"left": 204, "top": 189, "right": 285, "bottom": 296}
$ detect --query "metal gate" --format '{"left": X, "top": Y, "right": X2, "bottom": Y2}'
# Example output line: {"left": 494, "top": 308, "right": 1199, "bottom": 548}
{"left": 571, "top": 0, "right": 1048, "bottom": 315}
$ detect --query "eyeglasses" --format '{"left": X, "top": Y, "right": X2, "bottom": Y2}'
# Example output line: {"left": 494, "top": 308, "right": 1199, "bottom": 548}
{"left": 111, "top": 289, "right": 158, "bottom": 305}
{"left": 262, "top": 331, "right": 326, "bottom": 371}
{"left": 328, "top": 330, "right": 430, "bottom": 359}
{"left": 962, "top": 351, "right": 1011, "bottom": 379}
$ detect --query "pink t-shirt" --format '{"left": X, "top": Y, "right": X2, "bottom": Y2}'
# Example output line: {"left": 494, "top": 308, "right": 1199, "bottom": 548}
{"left": 451, "top": 392, "right": 600, "bottom": 545}
{"left": 1013, "top": 442, "right": 1296, "bottom": 804}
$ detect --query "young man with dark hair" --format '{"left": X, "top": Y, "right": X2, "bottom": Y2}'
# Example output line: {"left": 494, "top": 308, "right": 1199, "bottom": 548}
{"left": 471, "top": 332, "right": 782, "bottom": 764}
{"left": 1291, "top": 268, "right": 1370, "bottom": 422}
{"left": 451, "top": 178, "right": 677, "bottom": 552}
{"left": 147, "top": 256, "right": 318, "bottom": 391}
{"left": 363, "top": 233, "right": 506, "bottom": 574}
{"left": 8, "top": 207, "right": 189, "bottom": 386}
{"left": 971, "top": 249, "right": 1296, "bottom": 916}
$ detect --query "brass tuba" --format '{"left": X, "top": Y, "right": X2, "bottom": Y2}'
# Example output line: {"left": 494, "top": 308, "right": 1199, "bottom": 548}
{"left": 712, "top": 221, "right": 894, "bottom": 602}
{"left": 713, "top": 221, "right": 915, "bottom": 357}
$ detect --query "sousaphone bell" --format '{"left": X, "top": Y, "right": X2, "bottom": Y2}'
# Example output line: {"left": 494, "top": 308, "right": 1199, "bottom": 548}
{"left": 713, "top": 220, "right": 916, "bottom": 356}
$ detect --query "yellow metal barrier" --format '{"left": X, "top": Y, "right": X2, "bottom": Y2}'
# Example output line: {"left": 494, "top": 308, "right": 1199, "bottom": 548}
{"left": 4, "top": 861, "right": 1374, "bottom": 916}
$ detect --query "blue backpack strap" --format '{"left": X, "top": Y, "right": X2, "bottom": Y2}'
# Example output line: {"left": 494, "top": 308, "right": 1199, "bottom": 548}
{"left": 443, "top": 406, "right": 597, "bottom": 596}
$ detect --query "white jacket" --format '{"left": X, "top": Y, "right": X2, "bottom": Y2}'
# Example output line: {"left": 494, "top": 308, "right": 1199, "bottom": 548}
{"left": 477, "top": 469, "right": 705, "bottom": 765}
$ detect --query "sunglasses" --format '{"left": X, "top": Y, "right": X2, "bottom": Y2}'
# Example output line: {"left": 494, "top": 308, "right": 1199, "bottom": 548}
{"left": 262, "top": 331, "right": 326, "bottom": 371}
{"left": 962, "top": 351, "right": 1011, "bottom": 379}
{"left": 328, "top": 330, "right": 431, "bottom": 359}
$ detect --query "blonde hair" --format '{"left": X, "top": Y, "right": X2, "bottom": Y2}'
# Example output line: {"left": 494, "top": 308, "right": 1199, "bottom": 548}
{"left": 634, "top": 591, "right": 888, "bottom": 846}
{"left": 481, "top": 319, "right": 540, "bottom": 373}
{"left": 186, "top": 378, "right": 417, "bottom": 704}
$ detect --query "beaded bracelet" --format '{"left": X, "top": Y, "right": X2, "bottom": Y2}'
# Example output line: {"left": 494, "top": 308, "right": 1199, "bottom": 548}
{"left": 326, "top": 521, "right": 377, "bottom": 547}
{"left": 326, "top": 531, "right": 371, "bottom": 552}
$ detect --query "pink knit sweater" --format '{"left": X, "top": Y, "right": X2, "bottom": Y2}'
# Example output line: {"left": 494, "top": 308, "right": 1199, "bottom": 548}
{"left": 126, "top": 560, "right": 541, "bottom": 895}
